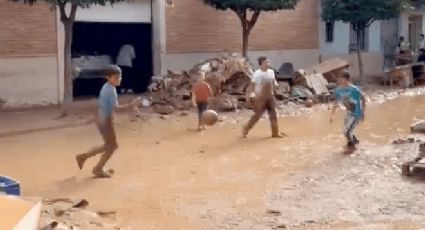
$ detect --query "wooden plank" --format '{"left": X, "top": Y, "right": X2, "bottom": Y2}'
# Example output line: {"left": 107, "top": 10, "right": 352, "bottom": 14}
{"left": 307, "top": 58, "right": 349, "bottom": 75}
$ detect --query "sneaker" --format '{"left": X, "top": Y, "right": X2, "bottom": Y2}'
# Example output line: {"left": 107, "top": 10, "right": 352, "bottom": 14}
{"left": 347, "top": 142, "right": 355, "bottom": 148}
{"left": 353, "top": 136, "right": 360, "bottom": 145}
{"left": 92, "top": 168, "right": 112, "bottom": 178}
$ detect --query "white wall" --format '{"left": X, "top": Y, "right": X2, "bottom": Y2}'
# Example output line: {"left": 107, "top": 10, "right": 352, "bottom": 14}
{"left": 0, "top": 57, "right": 59, "bottom": 108}
{"left": 368, "top": 21, "right": 381, "bottom": 52}
{"left": 318, "top": 4, "right": 383, "bottom": 77}
{"left": 165, "top": 49, "right": 320, "bottom": 72}
{"left": 398, "top": 10, "right": 425, "bottom": 48}
{"left": 69, "top": 0, "right": 152, "bottom": 23}
{"left": 152, "top": 0, "right": 166, "bottom": 75}
{"left": 320, "top": 20, "right": 381, "bottom": 55}
{"left": 320, "top": 21, "right": 350, "bottom": 55}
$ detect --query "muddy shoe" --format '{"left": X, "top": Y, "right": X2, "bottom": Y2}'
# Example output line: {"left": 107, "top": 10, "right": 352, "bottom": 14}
{"left": 76, "top": 154, "right": 87, "bottom": 170}
{"left": 92, "top": 168, "right": 112, "bottom": 178}
{"left": 353, "top": 136, "right": 360, "bottom": 145}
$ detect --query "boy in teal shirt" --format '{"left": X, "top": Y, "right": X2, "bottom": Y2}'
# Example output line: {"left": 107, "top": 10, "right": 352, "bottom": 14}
{"left": 330, "top": 72, "right": 366, "bottom": 147}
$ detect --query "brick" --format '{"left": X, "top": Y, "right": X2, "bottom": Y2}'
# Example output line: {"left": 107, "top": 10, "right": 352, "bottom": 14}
{"left": 165, "top": 0, "right": 319, "bottom": 53}
{"left": 0, "top": 0, "right": 57, "bottom": 57}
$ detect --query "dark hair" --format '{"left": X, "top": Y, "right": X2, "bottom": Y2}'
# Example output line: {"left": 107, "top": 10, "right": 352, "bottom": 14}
{"left": 339, "top": 71, "right": 351, "bottom": 80}
{"left": 400, "top": 36, "right": 405, "bottom": 40}
{"left": 103, "top": 65, "right": 122, "bottom": 77}
{"left": 421, "top": 34, "right": 425, "bottom": 38}
{"left": 258, "top": 56, "right": 268, "bottom": 66}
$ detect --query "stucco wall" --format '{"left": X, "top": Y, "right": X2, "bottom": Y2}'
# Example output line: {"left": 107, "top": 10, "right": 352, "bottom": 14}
{"left": 319, "top": 20, "right": 381, "bottom": 55}
{"left": 0, "top": 57, "right": 59, "bottom": 108}
{"left": 318, "top": 5, "right": 383, "bottom": 77}
{"left": 165, "top": 49, "right": 320, "bottom": 72}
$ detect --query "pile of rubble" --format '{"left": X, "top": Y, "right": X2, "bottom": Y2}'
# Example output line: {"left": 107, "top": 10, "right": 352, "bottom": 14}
{"left": 148, "top": 55, "right": 256, "bottom": 113}
{"left": 147, "top": 55, "right": 349, "bottom": 114}
{"left": 39, "top": 198, "right": 119, "bottom": 230}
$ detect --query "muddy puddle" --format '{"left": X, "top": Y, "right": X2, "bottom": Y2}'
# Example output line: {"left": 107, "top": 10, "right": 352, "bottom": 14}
{"left": 1, "top": 94, "right": 425, "bottom": 229}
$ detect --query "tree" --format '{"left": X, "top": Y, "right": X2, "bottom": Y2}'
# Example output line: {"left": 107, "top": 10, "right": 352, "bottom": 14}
{"left": 16, "top": 0, "right": 125, "bottom": 116}
{"left": 321, "top": 0, "right": 406, "bottom": 82}
{"left": 202, "top": 0, "right": 299, "bottom": 58}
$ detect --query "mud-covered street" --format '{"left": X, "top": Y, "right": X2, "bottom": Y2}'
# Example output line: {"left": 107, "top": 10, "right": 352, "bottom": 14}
{"left": 2, "top": 89, "right": 425, "bottom": 229}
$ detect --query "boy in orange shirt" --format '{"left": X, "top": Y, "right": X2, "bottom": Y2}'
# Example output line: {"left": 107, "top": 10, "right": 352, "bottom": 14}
{"left": 192, "top": 73, "right": 214, "bottom": 131}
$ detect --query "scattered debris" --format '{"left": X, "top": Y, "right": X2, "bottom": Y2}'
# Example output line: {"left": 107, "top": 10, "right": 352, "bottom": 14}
{"left": 411, "top": 120, "right": 425, "bottom": 133}
{"left": 154, "top": 105, "right": 175, "bottom": 115}
{"left": 392, "top": 137, "right": 416, "bottom": 145}
{"left": 266, "top": 209, "right": 282, "bottom": 216}
{"left": 40, "top": 198, "right": 120, "bottom": 230}
{"left": 147, "top": 55, "right": 335, "bottom": 113}
{"left": 306, "top": 58, "right": 349, "bottom": 83}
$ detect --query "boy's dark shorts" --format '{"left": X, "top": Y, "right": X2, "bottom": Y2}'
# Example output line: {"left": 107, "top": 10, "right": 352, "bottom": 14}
{"left": 196, "top": 101, "right": 208, "bottom": 118}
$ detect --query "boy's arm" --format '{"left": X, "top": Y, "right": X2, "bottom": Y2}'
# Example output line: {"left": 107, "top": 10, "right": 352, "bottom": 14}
{"left": 248, "top": 72, "right": 258, "bottom": 96}
{"left": 246, "top": 82, "right": 255, "bottom": 98}
{"left": 329, "top": 101, "right": 338, "bottom": 124}
{"left": 207, "top": 84, "right": 214, "bottom": 97}
{"left": 192, "top": 90, "right": 197, "bottom": 106}
{"left": 115, "top": 97, "right": 140, "bottom": 113}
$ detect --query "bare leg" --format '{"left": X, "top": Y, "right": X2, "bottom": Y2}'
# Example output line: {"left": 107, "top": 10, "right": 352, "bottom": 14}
{"left": 267, "top": 98, "right": 283, "bottom": 138}
{"left": 76, "top": 145, "right": 105, "bottom": 170}
{"left": 243, "top": 98, "right": 266, "bottom": 138}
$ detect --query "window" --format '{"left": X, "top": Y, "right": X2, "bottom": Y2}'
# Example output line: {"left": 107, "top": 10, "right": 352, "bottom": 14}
{"left": 349, "top": 23, "right": 368, "bottom": 52}
{"left": 325, "top": 21, "right": 334, "bottom": 43}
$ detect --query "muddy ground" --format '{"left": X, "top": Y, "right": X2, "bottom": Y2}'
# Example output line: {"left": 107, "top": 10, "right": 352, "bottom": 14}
{"left": 2, "top": 87, "right": 425, "bottom": 229}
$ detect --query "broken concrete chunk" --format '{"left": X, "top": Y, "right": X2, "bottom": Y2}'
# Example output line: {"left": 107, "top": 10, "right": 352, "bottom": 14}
{"left": 154, "top": 105, "right": 175, "bottom": 115}
{"left": 411, "top": 120, "right": 425, "bottom": 133}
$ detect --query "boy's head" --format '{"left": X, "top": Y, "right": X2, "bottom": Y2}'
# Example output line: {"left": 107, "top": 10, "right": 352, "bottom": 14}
{"left": 421, "top": 34, "right": 424, "bottom": 40}
{"left": 104, "top": 65, "right": 122, "bottom": 86}
{"left": 400, "top": 36, "right": 405, "bottom": 41}
{"left": 258, "top": 56, "right": 270, "bottom": 70}
{"left": 337, "top": 71, "right": 351, "bottom": 86}
{"left": 196, "top": 72, "right": 206, "bottom": 82}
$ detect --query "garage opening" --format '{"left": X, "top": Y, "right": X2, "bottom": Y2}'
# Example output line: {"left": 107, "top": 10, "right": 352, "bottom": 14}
{"left": 72, "top": 22, "right": 152, "bottom": 96}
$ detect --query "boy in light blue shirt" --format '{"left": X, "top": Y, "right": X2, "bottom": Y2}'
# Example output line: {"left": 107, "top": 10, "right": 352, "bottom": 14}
{"left": 330, "top": 72, "right": 366, "bottom": 147}
{"left": 76, "top": 65, "right": 140, "bottom": 178}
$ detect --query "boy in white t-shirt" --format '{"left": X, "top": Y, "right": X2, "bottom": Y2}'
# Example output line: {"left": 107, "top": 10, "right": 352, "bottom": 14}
{"left": 242, "top": 56, "right": 283, "bottom": 138}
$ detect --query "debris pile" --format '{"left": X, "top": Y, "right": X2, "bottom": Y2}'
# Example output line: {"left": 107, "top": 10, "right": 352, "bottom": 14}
{"left": 148, "top": 56, "right": 346, "bottom": 113}
{"left": 148, "top": 55, "right": 255, "bottom": 112}
{"left": 39, "top": 198, "right": 119, "bottom": 230}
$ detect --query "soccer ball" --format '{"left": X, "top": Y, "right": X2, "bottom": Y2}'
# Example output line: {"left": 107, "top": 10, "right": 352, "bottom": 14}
{"left": 201, "top": 110, "right": 218, "bottom": 126}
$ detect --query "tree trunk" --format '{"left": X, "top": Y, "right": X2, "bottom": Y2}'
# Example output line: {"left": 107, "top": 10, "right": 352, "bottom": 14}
{"left": 356, "top": 30, "right": 364, "bottom": 84}
{"left": 61, "top": 20, "right": 73, "bottom": 116}
{"left": 59, "top": 4, "right": 77, "bottom": 117}
{"left": 233, "top": 9, "right": 260, "bottom": 58}
{"left": 242, "top": 27, "right": 249, "bottom": 58}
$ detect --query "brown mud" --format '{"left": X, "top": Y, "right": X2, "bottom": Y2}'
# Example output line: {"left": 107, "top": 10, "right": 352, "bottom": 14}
{"left": 1, "top": 89, "right": 425, "bottom": 229}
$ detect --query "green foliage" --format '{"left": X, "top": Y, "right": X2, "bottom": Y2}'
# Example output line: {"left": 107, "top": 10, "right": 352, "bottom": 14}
{"left": 322, "top": 0, "right": 404, "bottom": 27}
{"left": 202, "top": 0, "right": 298, "bottom": 12}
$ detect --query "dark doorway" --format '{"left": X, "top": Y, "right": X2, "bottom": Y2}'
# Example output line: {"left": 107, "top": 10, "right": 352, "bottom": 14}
{"left": 72, "top": 22, "right": 152, "bottom": 96}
